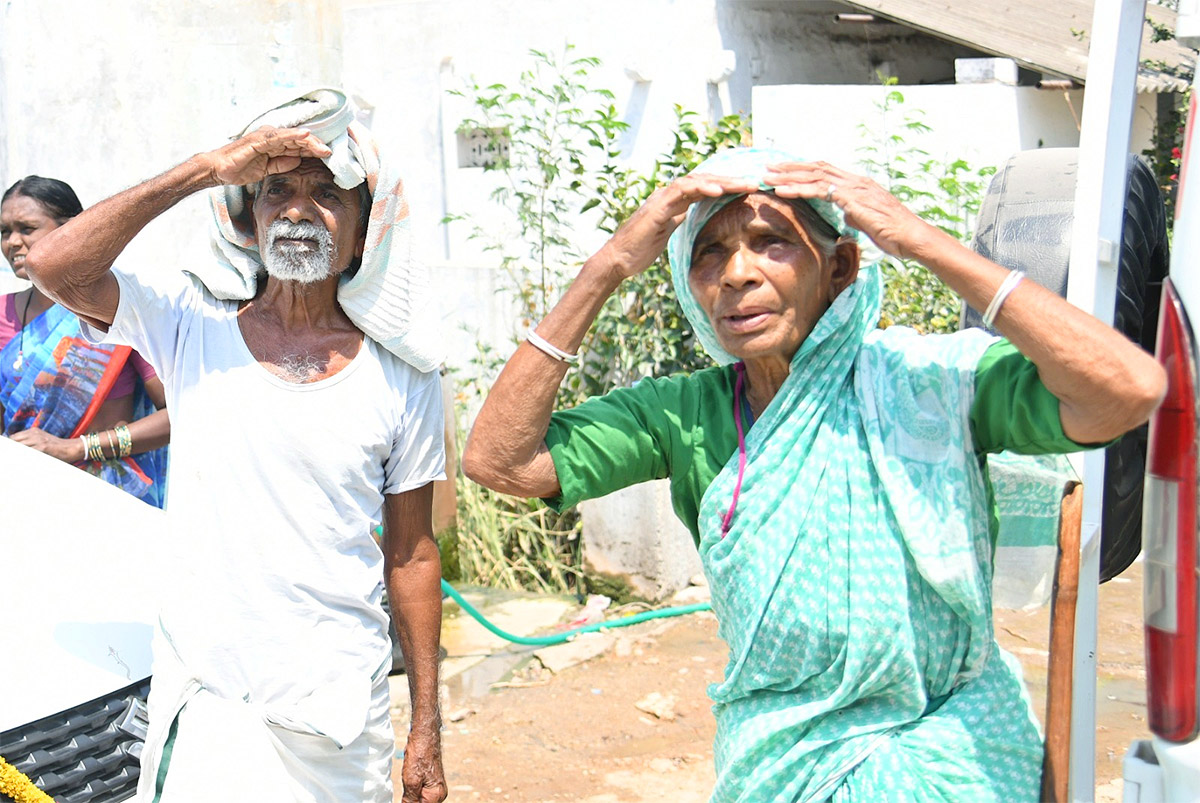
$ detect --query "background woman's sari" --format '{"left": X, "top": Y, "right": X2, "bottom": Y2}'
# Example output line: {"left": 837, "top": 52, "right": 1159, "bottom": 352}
{"left": 0, "top": 303, "right": 167, "bottom": 507}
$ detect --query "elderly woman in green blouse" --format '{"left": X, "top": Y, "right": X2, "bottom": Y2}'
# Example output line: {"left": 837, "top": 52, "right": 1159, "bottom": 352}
{"left": 462, "top": 148, "right": 1164, "bottom": 801}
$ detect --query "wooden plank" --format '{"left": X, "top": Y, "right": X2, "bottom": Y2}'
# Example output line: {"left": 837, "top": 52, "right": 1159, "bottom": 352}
{"left": 843, "top": 0, "right": 1189, "bottom": 90}
{"left": 1041, "top": 481, "right": 1083, "bottom": 803}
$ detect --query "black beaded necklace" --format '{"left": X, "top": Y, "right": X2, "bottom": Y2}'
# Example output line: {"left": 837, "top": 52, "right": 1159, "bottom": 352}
{"left": 12, "top": 291, "right": 33, "bottom": 371}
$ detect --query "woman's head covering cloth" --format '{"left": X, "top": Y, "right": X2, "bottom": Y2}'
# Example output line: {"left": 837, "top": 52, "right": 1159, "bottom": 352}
{"left": 665, "top": 148, "right": 1037, "bottom": 800}
{"left": 666, "top": 147, "right": 861, "bottom": 366}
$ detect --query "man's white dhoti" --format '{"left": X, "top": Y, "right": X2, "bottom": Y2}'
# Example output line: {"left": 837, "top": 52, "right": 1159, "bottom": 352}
{"left": 138, "top": 637, "right": 394, "bottom": 803}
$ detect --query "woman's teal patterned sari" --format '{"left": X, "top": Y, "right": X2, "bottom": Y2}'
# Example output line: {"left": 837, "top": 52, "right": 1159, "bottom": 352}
{"left": 667, "top": 148, "right": 1042, "bottom": 801}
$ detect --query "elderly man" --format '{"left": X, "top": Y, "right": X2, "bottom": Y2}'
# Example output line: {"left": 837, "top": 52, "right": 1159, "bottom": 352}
{"left": 25, "top": 124, "right": 447, "bottom": 803}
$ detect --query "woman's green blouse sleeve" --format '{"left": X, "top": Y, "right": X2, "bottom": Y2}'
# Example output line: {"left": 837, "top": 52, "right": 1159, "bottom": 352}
{"left": 541, "top": 377, "right": 678, "bottom": 512}
{"left": 970, "top": 339, "right": 1109, "bottom": 454}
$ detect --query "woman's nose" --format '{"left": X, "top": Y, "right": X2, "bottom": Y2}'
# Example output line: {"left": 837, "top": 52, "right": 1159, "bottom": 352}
{"left": 721, "top": 246, "right": 760, "bottom": 288}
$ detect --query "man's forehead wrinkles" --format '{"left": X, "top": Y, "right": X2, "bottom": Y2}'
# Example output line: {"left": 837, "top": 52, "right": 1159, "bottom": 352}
{"left": 267, "top": 170, "right": 350, "bottom": 194}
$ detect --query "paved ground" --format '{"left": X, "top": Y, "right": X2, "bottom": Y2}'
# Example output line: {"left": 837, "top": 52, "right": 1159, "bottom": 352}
{"left": 390, "top": 564, "right": 1149, "bottom": 802}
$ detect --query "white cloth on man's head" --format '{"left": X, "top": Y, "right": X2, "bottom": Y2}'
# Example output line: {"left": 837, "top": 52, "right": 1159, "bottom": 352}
{"left": 201, "top": 87, "right": 443, "bottom": 373}
{"left": 83, "top": 265, "right": 445, "bottom": 798}
{"left": 238, "top": 89, "right": 367, "bottom": 190}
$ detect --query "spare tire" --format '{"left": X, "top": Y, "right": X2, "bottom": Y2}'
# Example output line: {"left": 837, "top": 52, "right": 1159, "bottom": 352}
{"left": 965, "top": 148, "right": 1168, "bottom": 582}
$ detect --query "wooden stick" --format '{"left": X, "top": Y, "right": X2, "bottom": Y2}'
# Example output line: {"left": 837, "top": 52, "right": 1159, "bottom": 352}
{"left": 1041, "top": 481, "right": 1083, "bottom": 803}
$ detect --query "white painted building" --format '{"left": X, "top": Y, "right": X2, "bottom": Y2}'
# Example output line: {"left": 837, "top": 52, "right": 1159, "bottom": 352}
{"left": 0, "top": 0, "right": 1188, "bottom": 370}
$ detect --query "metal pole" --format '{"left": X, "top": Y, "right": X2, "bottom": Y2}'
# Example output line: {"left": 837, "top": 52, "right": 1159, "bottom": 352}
{"left": 1064, "top": 0, "right": 1146, "bottom": 799}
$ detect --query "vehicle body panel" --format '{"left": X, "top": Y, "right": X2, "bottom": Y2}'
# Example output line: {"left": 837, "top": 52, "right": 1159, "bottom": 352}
{"left": 1, "top": 436, "right": 160, "bottom": 732}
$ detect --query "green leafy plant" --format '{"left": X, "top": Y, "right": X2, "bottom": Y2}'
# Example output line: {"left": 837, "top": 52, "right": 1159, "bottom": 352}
{"left": 453, "top": 470, "right": 584, "bottom": 593}
{"left": 446, "top": 48, "right": 748, "bottom": 592}
{"left": 1141, "top": 4, "right": 1195, "bottom": 228}
{"left": 448, "top": 46, "right": 626, "bottom": 322}
{"left": 569, "top": 107, "right": 750, "bottom": 403}
{"left": 857, "top": 80, "right": 995, "bottom": 332}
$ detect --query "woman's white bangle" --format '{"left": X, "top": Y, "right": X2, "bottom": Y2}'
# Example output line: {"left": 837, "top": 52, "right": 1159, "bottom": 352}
{"left": 982, "top": 270, "right": 1025, "bottom": 329}
{"left": 527, "top": 329, "right": 579, "bottom": 365}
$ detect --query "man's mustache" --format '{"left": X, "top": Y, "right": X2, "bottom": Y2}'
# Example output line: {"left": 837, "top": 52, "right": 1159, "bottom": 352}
{"left": 267, "top": 220, "right": 333, "bottom": 251}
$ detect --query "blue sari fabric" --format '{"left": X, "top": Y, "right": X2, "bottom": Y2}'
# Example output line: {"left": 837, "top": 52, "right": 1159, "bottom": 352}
{"left": 0, "top": 303, "right": 166, "bottom": 507}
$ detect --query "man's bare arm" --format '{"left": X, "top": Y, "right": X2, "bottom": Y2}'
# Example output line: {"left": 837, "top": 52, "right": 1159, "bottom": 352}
{"left": 383, "top": 483, "right": 448, "bottom": 803}
{"left": 24, "top": 127, "right": 332, "bottom": 328}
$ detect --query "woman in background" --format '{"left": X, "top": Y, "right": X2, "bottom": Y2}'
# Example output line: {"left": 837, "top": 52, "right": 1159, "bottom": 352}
{"left": 1, "top": 175, "right": 169, "bottom": 506}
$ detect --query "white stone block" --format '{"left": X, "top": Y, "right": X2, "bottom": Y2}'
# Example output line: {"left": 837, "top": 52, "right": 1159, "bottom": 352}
{"left": 955, "top": 57, "right": 1019, "bottom": 85}
{"left": 579, "top": 479, "right": 703, "bottom": 602}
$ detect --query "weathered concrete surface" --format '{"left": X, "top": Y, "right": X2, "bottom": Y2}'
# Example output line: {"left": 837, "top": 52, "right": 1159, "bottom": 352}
{"left": 534, "top": 632, "right": 615, "bottom": 675}
{"left": 389, "top": 586, "right": 576, "bottom": 720}
{"left": 580, "top": 479, "right": 703, "bottom": 603}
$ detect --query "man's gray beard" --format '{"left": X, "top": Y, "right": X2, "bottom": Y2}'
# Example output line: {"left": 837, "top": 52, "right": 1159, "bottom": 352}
{"left": 262, "top": 220, "right": 336, "bottom": 283}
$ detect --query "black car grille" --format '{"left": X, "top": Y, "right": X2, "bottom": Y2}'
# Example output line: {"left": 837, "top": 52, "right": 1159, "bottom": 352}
{"left": 0, "top": 677, "right": 151, "bottom": 803}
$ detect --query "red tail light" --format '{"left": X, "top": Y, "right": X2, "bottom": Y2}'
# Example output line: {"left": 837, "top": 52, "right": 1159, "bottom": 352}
{"left": 1144, "top": 279, "right": 1200, "bottom": 743}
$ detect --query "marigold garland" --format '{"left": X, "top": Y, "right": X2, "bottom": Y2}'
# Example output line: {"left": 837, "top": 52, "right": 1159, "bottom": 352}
{"left": 0, "top": 755, "right": 54, "bottom": 803}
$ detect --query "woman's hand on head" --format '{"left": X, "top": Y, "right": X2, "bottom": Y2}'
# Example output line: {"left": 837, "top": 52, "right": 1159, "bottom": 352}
{"left": 8, "top": 426, "right": 84, "bottom": 463}
{"left": 763, "top": 162, "right": 937, "bottom": 260}
{"left": 594, "top": 173, "right": 760, "bottom": 281}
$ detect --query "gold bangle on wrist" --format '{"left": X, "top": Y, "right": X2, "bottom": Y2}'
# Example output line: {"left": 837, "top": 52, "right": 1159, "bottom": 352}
{"left": 83, "top": 431, "right": 105, "bottom": 462}
{"left": 115, "top": 425, "right": 133, "bottom": 458}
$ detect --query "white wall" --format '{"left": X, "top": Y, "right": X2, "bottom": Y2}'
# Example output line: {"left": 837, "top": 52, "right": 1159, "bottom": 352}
{"left": 0, "top": 0, "right": 346, "bottom": 287}
{"left": 754, "top": 82, "right": 1159, "bottom": 185}
{"left": 0, "top": 0, "right": 1164, "bottom": 375}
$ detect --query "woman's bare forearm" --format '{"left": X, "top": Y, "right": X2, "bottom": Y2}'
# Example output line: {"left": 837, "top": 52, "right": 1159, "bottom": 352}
{"left": 70, "top": 409, "right": 171, "bottom": 462}
{"left": 764, "top": 162, "right": 1166, "bottom": 444}
{"left": 462, "top": 255, "right": 623, "bottom": 496}
{"left": 463, "top": 173, "right": 760, "bottom": 496}
{"left": 126, "top": 409, "right": 171, "bottom": 454}
{"left": 909, "top": 225, "right": 1166, "bottom": 443}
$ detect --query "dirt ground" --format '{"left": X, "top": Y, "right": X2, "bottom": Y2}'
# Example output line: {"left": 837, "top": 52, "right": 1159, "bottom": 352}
{"left": 392, "top": 564, "right": 1149, "bottom": 802}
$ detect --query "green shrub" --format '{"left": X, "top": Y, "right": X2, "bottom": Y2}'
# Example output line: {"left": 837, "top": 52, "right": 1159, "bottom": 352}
{"left": 446, "top": 48, "right": 749, "bottom": 592}
{"left": 858, "top": 81, "right": 994, "bottom": 333}
{"left": 447, "top": 54, "right": 992, "bottom": 590}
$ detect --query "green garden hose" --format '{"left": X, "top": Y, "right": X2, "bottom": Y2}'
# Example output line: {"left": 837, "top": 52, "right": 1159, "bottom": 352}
{"left": 369, "top": 527, "right": 711, "bottom": 645}
{"left": 440, "top": 579, "right": 712, "bottom": 647}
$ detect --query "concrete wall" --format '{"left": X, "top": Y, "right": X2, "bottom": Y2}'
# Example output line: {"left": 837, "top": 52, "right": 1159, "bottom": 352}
{"left": 0, "top": 0, "right": 346, "bottom": 291}
{"left": 0, "top": 0, "right": 998, "bottom": 365}
{"left": 753, "top": 82, "right": 1158, "bottom": 184}
{"left": 579, "top": 480, "right": 702, "bottom": 602}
